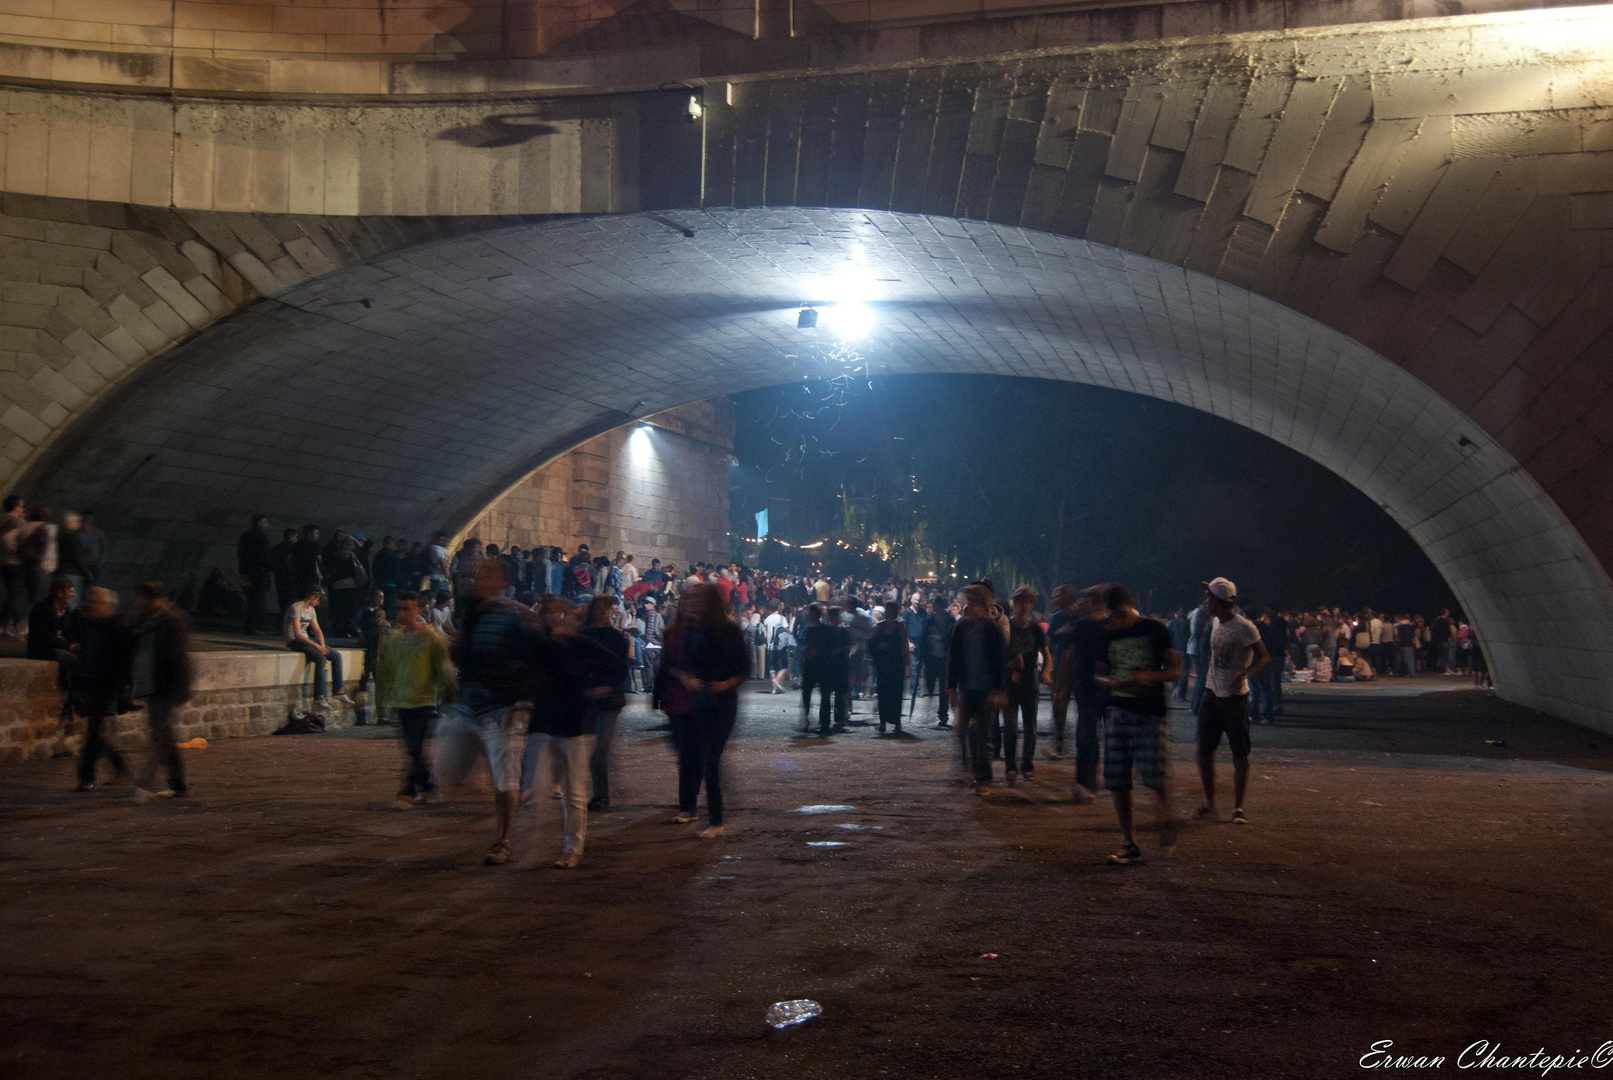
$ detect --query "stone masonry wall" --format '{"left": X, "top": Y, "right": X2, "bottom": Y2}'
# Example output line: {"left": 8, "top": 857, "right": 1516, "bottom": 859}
{"left": 0, "top": 647, "right": 361, "bottom": 763}
{"left": 463, "top": 398, "right": 734, "bottom": 570}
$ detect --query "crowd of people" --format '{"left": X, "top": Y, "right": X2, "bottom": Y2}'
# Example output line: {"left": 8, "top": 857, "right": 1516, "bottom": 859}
{"left": 31, "top": 507, "right": 1492, "bottom": 869}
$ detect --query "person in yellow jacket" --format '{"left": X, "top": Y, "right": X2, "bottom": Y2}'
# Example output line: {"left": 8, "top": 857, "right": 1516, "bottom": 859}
{"left": 378, "top": 589, "right": 456, "bottom": 810}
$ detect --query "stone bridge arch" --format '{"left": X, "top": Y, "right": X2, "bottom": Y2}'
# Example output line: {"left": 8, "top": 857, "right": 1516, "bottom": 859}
{"left": 2, "top": 9, "right": 1612, "bottom": 728}
{"left": 26, "top": 207, "right": 1613, "bottom": 735}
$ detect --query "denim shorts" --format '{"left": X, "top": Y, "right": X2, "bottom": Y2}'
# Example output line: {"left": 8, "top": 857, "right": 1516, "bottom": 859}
{"left": 1103, "top": 705, "right": 1167, "bottom": 791}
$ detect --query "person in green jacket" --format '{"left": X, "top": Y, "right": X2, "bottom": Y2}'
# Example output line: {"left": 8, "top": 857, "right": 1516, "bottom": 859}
{"left": 378, "top": 589, "right": 456, "bottom": 810}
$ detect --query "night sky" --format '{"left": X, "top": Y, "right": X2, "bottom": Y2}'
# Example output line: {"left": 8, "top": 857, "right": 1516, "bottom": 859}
{"left": 731, "top": 374, "right": 1461, "bottom": 618}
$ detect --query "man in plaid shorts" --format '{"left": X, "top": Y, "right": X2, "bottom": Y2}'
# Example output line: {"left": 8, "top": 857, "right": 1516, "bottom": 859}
{"left": 1094, "top": 584, "right": 1182, "bottom": 865}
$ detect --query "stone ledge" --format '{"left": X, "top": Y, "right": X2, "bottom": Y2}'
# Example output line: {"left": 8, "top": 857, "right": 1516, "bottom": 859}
{"left": 0, "top": 647, "right": 365, "bottom": 762}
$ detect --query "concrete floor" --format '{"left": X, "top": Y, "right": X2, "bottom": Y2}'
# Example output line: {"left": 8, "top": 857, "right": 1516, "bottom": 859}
{"left": 3, "top": 680, "right": 1612, "bottom": 1079}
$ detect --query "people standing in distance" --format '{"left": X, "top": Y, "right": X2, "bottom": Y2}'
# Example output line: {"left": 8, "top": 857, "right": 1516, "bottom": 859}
{"left": 1002, "top": 586, "right": 1048, "bottom": 781}
{"left": 867, "top": 601, "right": 910, "bottom": 735}
{"left": 130, "top": 583, "right": 194, "bottom": 803}
{"left": 72, "top": 586, "right": 130, "bottom": 792}
{"left": 656, "top": 583, "right": 749, "bottom": 838}
{"left": 946, "top": 584, "right": 1008, "bottom": 795}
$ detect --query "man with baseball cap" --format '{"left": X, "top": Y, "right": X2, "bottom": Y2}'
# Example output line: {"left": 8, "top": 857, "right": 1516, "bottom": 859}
{"left": 1195, "top": 576, "right": 1268, "bottom": 825}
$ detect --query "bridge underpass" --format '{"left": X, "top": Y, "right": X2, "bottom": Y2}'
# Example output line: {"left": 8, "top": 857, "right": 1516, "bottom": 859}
{"left": 1, "top": 5, "right": 1612, "bottom": 731}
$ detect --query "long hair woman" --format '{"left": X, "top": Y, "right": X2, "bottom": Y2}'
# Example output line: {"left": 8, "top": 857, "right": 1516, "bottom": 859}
{"left": 653, "top": 583, "right": 749, "bottom": 837}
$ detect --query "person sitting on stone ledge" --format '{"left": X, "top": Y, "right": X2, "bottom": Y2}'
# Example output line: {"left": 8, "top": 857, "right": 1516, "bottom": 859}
{"left": 198, "top": 569, "right": 247, "bottom": 619}
{"left": 28, "top": 576, "right": 78, "bottom": 713}
{"left": 284, "top": 585, "right": 353, "bottom": 714}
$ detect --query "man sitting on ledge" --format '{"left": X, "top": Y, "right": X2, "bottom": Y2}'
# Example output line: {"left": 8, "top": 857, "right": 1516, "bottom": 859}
{"left": 284, "top": 586, "right": 354, "bottom": 714}
{"left": 27, "top": 576, "right": 78, "bottom": 717}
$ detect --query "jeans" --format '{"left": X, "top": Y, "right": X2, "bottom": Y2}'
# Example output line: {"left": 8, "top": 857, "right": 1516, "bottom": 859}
{"left": 397, "top": 705, "right": 436, "bottom": 796}
{"left": 588, "top": 704, "right": 620, "bottom": 804}
{"left": 1002, "top": 681, "right": 1037, "bottom": 772}
{"left": 926, "top": 659, "right": 949, "bottom": 723}
{"left": 1050, "top": 676, "right": 1069, "bottom": 753}
{"left": 1442, "top": 640, "right": 1457, "bottom": 673}
{"left": 1250, "top": 668, "right": 1276, "bottom": 722}
{"left": 134, "top": 695, "right": 186, "bottom": 794}
{"left": 77, "top": 691, "right": 128, "bottom": 785}
{"left": 671, "top": 702, "right": 736, "bottom": 825}
{"left": 1074, "top": 696, "right": 1102, "bottom": 792}
{"left": 958, "top": 689, "right": 994, "bottom": 783}
{"left": 800, "top": 667, "right": 844, "bottom": 733}
{"left": 288, "top": 642, "right": 344, "bottom": 700}
{"left": 524, "top": 732, "right": 595, "bottom": 855}
{"left": 1398, "top": 645, "right": 1415, "bottom": 677}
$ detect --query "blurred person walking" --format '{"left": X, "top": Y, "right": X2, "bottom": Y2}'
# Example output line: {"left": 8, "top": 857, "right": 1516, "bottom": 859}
{"left": 1095, "top": 585, "right": 1181, "bottom": 864}
{"left": 1066, "top": 586, "right": 1112, "bottom": 803}
{"left": 947, "top": 584, "right": 1008, "bottom": 794}
{"left": 72, "top": 586, "right": 130, "bottom": 791}
{"left": 656, "top": 584, "right": 749, "bottom": 838}
{"left": 518, "top": 596, "right": 626, "bottom": 867}
{"left": 921, "top": 596, "right": 955, "bottom": 728}
{"left": 1044, "top": 585, "right": 1078, "bottom": 759}
{"left": 1003, "top": 587, "right": 1048, "bottom": 781}
{"left": 17, "top": 503, "right": 57, "bottom": 613}
{"left": 437, "top": 559, "right": 532, "bottom": 866}
{"left": 377, "top": 590, "right": 455, "bottom": 809}
{"left": 130, "top": 583, "right": 194, "bottom": 802}
{"left": 578, "top": 595, "right": 630, "bottom": 814}
{"left": 0, "top": 495, "right": 25, "bottom": 634}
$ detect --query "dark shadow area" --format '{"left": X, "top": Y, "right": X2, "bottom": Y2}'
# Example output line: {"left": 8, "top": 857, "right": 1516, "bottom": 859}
{"left": 437, "top": 113, "right": 562, "bottom": 148}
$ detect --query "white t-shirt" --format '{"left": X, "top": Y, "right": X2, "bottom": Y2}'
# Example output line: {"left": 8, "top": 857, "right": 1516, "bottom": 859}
{"left": 1207, "top": 613, "right": 1261, "bottom": 698}
{"left": 285, "top": 600, "right": 319, "bottom": 644}
{"left": 763, "top": 612, "right": 789, "bottom": 646}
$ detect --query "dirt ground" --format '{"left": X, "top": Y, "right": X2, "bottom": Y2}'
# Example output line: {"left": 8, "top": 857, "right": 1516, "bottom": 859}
{"left": 4, "top": 678, "right": 1613, "bottom": 1080}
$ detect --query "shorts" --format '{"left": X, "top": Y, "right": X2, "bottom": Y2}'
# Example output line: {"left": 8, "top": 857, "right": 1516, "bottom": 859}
{"left": 1103, "top": 706, "right": 1167, "bottom": 792}
{"left": 433, "top": 703, "right": 523, "bottom": 792}
{"left": 1196, "top": 693, "right": 1251, "bottom": 761}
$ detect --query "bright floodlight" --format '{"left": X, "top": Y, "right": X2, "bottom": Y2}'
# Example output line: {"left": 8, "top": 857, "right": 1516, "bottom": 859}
{"left": 798, "top": 256, "right": 883, "bottom": 340}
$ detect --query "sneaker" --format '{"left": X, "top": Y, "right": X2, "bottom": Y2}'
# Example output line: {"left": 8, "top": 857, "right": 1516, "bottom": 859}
{"left": 133, "top": 787, "right": 175, "bottom": 803}
{"left": 587, "top": 796, "right": 609, "bottom": 812}
{"left": 1107, "top": 842, "right": 1144, "bottom": 865}
{"left": 1005, "top": 770, "right": 1018, "bottom": 786}
{"left": 1231, "top": 808, "right": 1248, "bottom": 825}
{"left": 75, "top": 782, "right": 95, "bottom": 792}
{"left": 697, "top": 825, "right": 724, "bottom": 839}
{"left": 1071, "top": 785, "right": 1097, "bottom": 805}
{"left": 1046, "top": 749, "right": 1064, "bottom": 761}
{"left": 973, "top": 783, "right": 990, "bottom": 797}
{"left": 1192, "top": 805, "right": 1216, "bottom": 821}
{"left": 394, "top": 797, "right": 414, "bottom": 811}
{"left": 1021, "top": 768, "right": 1035, "bottom": 780}
{"left": 668, "top": 812, "right": 698, "bottom": 825}
{"left": 334, "top": 694, "right": 356, "bottom": 707}
{"left": 484, "top": 839, "right": 511, "bottom": 866}
{"left": 553, "top": 852, "right": 581, "bottom": 869}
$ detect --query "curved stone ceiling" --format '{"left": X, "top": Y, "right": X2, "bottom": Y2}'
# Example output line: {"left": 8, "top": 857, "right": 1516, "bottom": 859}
{"left": 33, "top": 208, "right": 1613, "bottom": 731}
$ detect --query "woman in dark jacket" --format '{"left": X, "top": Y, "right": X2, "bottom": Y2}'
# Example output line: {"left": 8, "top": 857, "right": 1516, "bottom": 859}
{"left": 654, "top": 583, "right": 749, "bottom": 838}
{"left": 520, "top": 596, "right": 625, "bottom": 868}
{"left": 130, "top": 582, "right": 194, "bottom": 800}
{"left": 579, "top": 594, "right": 630, "bottom": 812}
{"left": 72, "top": 586, "right": 130, "bottom": 790}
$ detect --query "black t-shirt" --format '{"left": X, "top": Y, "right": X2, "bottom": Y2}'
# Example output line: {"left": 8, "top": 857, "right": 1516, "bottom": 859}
{"left": 1103, "top": 617, "right": 1174, "bottom": 718}
{"left": 1068, "top": 618, "right": 1110, "bottom": 702}
{"left": 1046, "top": 609, "right": 1076, "bottom": 662}
{"left": 1007, "top": 620, "right": 1045, "bottom": 687}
